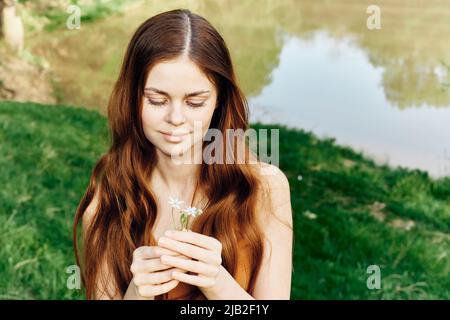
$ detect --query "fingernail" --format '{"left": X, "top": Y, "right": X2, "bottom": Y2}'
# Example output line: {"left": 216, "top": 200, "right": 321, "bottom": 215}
{"left": 165, "top": 230, "right": 173, "bottom": 237}
{"left": 159, "top": 237, "right": 167, "bottom": 244}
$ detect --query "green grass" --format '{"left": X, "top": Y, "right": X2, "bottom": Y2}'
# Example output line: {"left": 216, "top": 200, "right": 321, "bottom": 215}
{"left": 0, "top": 101, "right": 449, "bottom": 299}
{"left": 0, "top": 101, "right": 108, "bottom": 299}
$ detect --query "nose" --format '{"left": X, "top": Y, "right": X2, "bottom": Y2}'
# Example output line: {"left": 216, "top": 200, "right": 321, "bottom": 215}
{"left": 165, "top": 102, "right": 186, "bottom": 126}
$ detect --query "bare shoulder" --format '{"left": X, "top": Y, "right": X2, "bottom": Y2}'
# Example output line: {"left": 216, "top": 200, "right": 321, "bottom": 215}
{"left": 255, "top": 162, "right": 290, "bottom": 191}
{"left": 254, "top": 162, "right": 293, "bottom": 229}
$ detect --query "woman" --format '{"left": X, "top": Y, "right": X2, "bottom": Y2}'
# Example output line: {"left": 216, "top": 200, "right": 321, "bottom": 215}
{"left": 73, "top": 8, "right": 293, "bottom": 300}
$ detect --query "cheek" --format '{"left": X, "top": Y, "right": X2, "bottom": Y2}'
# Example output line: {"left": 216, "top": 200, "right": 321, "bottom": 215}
{"left": 141, "top": 107, "right": 164, "bottom": 142}
{"left": 142, "top": 106, "right": 162, "bottom": 128}
{"left": 190, "top": 110, "right": 216, "bottom": 139}
{"left": 193, "top": 101, "right": 217, "bottom": 128}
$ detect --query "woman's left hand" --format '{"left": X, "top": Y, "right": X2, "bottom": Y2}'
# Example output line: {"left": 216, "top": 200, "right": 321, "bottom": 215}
{"left": 157, "top": 230, "right": 223, "bottom": 291}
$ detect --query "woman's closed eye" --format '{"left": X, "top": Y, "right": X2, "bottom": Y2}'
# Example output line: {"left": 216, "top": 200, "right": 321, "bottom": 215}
{"left": 186, "top": 100, "right": 206, "bottom": 108}
{"left": 146, "top": 97, "right": 168, "bottom": 106}
{"left": 146, "top": 96, "right": 206, "bottom": 108}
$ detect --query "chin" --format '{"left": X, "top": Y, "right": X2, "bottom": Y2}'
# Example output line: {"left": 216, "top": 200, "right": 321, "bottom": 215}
{"left": 157, "top": 141, "right": 194, "bottom": 158}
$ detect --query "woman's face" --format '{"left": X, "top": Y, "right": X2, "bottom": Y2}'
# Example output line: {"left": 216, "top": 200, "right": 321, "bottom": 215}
{"left": 141, "top": 55, "right": 218, "bottom": 159}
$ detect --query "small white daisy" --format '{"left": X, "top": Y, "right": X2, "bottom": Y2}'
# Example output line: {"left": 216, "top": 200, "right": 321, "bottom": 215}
{"left": 177, "top": 206, "right": 205, "bottom": 231}
{"left": 184, "top": 206, "right": 199, "bottom": 216}
{"left": 168, "top": 197, "right": 184, "bottom": 209}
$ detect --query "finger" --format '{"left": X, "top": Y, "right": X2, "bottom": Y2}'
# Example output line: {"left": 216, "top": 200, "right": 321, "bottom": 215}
{"left": 160, "top": 255, "right": 219, "bottom": 277}
{"left": 133, "top": 246, "right": 188, "bottom": 260}
{"left": 155, "top": 247, "right": 190, "bottom": 259}
{"left": 164, "top": 230, "right": 222, "bottom": 252}
{"left": 133, "top": 246, "right": 159, "bottom": 259}
{"left": 131, "top": 258, "right": 172, "bottom": 274}
{"left": 137, "top": 279, "right": 180, "bottom": 298}
{"left": 158, "top": 237, "right": 221, "bottom": 265}
{"left": 133, "top": 267, "right": 186, "bottom": 286}
{"left": 171, "top": 271, "right": 215, "bottom": 288}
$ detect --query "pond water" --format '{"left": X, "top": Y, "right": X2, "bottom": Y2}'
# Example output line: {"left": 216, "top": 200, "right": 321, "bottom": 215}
{"left": 28, "top": 0, "right": 450, "bottom": 178}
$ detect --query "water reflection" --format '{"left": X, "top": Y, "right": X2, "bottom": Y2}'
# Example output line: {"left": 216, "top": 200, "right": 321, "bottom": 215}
{"left": 249, "top": 32, "right": 450, "bottom": 177}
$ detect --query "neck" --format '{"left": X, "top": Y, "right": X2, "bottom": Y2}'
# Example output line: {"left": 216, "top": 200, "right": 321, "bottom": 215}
{"left": 152, "top": 149, "right": 202, "bottom": 200}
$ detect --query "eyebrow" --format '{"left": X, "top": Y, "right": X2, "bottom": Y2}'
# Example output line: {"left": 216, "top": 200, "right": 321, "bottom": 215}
{"left": 144, "top": 87, "right": 210, "bottom": 98}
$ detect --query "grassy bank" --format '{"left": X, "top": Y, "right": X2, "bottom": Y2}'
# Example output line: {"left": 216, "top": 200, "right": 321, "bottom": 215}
{"left": 0, "top": 101, "right": 448, "bottom": 299}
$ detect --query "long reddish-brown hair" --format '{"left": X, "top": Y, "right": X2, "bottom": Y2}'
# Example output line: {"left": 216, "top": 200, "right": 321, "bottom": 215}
{"left": 73, "top": 9, "right": 270, "bottom": 300}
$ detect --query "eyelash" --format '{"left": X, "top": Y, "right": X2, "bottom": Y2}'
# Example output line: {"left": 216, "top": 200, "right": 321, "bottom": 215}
{"left": 146, "top": 98, "right": 205, "bottom": 108}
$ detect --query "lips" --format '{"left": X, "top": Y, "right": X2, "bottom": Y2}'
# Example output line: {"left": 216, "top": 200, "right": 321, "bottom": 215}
{"left": 160, "top": 131, "right": 192, "bottom": 143}
{"left": 160, "top": 131, "right": 191, "bottom": 137}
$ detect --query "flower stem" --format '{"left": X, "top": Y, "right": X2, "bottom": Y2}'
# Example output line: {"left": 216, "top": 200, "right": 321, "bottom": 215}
{"left": 171, "top": 207, "right": 176, "bottom": 230}
{"left": 186, "top": 214, "right": 191, "bottom": 230}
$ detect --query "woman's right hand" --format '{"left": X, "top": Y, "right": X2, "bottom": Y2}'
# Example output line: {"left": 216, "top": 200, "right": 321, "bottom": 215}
{"left": 127, "top": 245, "right": 189, "bottom": 299}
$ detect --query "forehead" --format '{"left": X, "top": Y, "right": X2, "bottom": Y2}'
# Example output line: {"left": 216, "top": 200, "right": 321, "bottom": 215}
{"left": 145, "top": 56, "right": 216, "bottom": 96}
